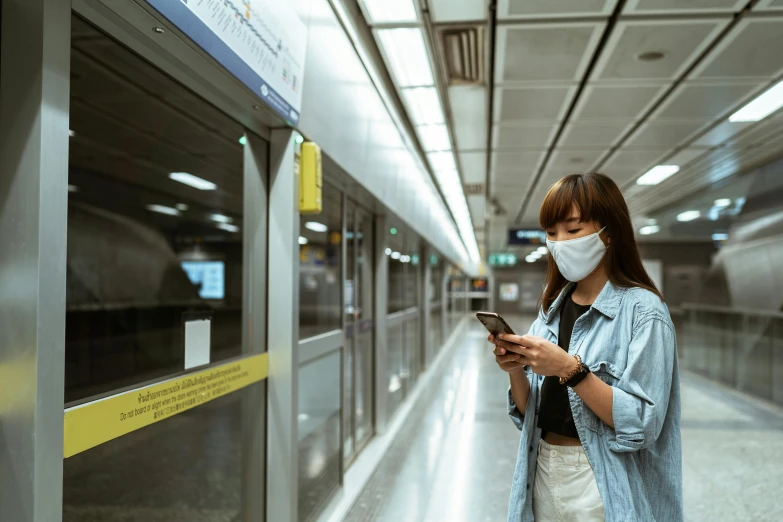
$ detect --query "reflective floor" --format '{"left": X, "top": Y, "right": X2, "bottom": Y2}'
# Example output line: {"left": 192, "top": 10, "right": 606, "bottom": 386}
{"left": 346, "top": 316, "right": 783, "bottom": 522}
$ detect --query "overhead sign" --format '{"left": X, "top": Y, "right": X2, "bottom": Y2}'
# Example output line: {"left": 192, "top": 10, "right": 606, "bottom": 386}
{"left": 488, "top": 253, "right": 517, "bottom": 267}
{"left": 148, "top": 0, "right": 307, "bottom": 124}
{"left": 508, "top": 229, "right": 546, "bottom": 245}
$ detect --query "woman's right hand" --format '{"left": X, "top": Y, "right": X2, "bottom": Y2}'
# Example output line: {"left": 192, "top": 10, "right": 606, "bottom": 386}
{"left": 488, "top": 334, "right": 527, "bottom": 374}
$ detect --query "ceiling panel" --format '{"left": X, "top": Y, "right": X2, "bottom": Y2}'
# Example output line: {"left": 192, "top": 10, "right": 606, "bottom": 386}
{"left": 502, "top": 0, "right": 614, "bottom": 18}
{"left": 430, "top": 0, "right": 488, "bottom": 22}
{"left": 559, "top": 121, "right": 631, "bottom": 147}
{"left": 450, "top": 86, "right": 487, "bottom": 151}
{"left": 602, "top": 148, "right": 668, "bottom": 171}
{"left": 460, "top": 152, "right": 487, "bottom": 184}
{"left": 496, "top": 86, "right": 574, "bottom": 122}
{"left": 625, "top": 120, "right": 705, "bottom": 149}
{"left": 654, "top": 82, "right": 760, "bottom": 120}
{"left": 624, "top": 0, "right": 745, "bottom": 14}
{"left": 547, "top": 149, "right": 606, "bottom": 172}
{"left": 755, "top": 0, "right": 783, "bottom": 10}
{"left": 572, "top": 85, "right": 665, "bottom": 122}
{"left": 498, "top": 25, "right": 602, "bottom": 82}
{"left": 690, "top": 120, "right": 754, "bottom": 147}
{"left": 694, "top": 19, "right": 783, "bottom": 79}
{"left": 493, "top": 124, "right": 557, "bottom": 150}
{"left": 594, "top": 21, "right": 726, "bottom": 82}
{"left": 491, "top": 151, "right": 545, "bottom": 173}
{"left": 468, "top": 195, "right": 486, "bottom": 228}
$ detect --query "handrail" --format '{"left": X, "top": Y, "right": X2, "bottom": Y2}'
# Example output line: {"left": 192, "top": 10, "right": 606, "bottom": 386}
{"left": 680, "top": 303, "right": 783, "bottom": 320}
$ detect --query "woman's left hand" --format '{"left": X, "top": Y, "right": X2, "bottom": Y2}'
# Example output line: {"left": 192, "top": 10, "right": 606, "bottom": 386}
{"left": 494, "top": 334, "right": 577, "bottom": 378}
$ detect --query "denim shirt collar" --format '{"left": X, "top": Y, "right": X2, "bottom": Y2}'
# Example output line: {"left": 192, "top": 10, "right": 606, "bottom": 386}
{"left": 541, "top": 280, "right": 627, "bottom": 325}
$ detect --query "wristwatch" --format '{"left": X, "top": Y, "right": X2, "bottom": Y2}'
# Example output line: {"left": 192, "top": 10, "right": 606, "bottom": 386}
{"left": 559, "top": 354, "right": 591, "bottom": 387}
{"left": 564, "top": 362, "right": 591, "bottom": 388}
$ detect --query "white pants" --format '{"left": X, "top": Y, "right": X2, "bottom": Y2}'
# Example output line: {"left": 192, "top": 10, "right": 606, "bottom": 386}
{"left": 533, "top": 439, "right": 605, "bottom": 522}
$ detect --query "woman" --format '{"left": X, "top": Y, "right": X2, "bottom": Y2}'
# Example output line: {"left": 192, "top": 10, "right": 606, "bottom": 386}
{"left": 489, "top": 172, "right": 682, "bottom": 522}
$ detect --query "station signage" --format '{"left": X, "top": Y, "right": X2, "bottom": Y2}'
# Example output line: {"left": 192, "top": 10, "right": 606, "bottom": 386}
{"left": 147, "top": 0, "right": 308, "bottom": 124}
{"left": 508, "top": 229, "right": 546, "bottom": 245}
{"left": 488, "top": 253, "right": 518, "bottom": 267}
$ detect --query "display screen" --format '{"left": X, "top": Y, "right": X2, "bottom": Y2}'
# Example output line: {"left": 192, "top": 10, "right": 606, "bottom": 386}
{"left": 471, "top": 278, "right": 488, "bottom": 291}
{"left": 500, "top": 283, "right": 520, "bottom": 302}
{"left": 181, "top": 261, "right": 225, "bottom": 300}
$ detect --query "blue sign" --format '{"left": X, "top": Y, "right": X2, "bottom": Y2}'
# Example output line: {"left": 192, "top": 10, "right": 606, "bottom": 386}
{"left": 147, "top": 0, "right": 308, "bottom": 125}
{"left": 508, "top": 229, "right": 546, "bottom": 245}
{"left": 181, "top": 261, "right": 225, "bottom": 299}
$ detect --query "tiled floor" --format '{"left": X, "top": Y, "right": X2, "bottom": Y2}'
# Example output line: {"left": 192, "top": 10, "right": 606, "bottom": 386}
{"left": 345, "top": 316, "right": 783, "bottom": 522}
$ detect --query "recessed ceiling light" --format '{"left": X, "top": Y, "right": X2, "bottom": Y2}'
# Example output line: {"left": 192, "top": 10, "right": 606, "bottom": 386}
{"left": 637, "top": 165, "right": 680, "bottom": 186}
{"left": 536, "top": 246, "right": 548, "bottom": 255}
{"left": 305, "top": 222, "right": 328, "bottom": 233}
{"left": 362, "top": 0, "right": 417, "bottom": 23}
{"left": 176, "top": 203, "right": 189, "bottom": 211}
{"left": 169, "top": 172, "right": 217, "bottom": 191}
{"left": 146, "top": 204, "right": 180, "bottom": 216}
{"left": 238, "top": 136, "right": 247, "bottom": 146}
{"left": 677, "top": 210, "right": 700, "bottom": 222}
{"left": 385, "top": 248, "right": 392, "bottom": 256}
{"left": 391, "top": 251, "right": 401, "bottom": 260}
{"left": 68, "top": 184, "right": 79, "bottom": 193}
{"left": 210, "top": 213, "right": 232, "bottom": 224}
{"left": 217, "top": 223, "right": 239, "bottom": 233}
{"left": 298, "top": 236, "right": 308, "bottom": 245}
{"left": 639, "top": 225, "right": 660, "bottom": 235}
{"left": 69, "top": 129, "right": 76, "bottom": 138}
{"left": 729, "top": 79, "right": 783, "bottom": 122}
{"left": 376, "top": 28, "right": 434, "bottom": 87}
{"left": 712, "top": 233, "right": 729, "bottom": 241}
{"left": 714, "top": 198, "right": 731, "bottom": 208}
{"left": 525, "top": 256, "right": 536, "bottom": 263}
{"left": 636, "top": 51, "right": 666, "bottom": 62}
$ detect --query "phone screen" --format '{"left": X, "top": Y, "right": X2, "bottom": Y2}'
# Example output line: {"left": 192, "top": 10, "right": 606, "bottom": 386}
{"left": 476, "top": 312, "right": 515, "bottom": 336}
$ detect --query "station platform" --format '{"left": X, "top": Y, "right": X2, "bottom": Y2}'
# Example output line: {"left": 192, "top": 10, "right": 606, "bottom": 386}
{"left": 340, "top": 317, "right": 783, "bottom": 522}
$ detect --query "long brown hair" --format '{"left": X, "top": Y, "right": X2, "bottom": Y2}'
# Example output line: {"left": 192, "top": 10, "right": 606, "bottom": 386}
{"left": 538, "top": 172, "right": 661, "bottom": 312}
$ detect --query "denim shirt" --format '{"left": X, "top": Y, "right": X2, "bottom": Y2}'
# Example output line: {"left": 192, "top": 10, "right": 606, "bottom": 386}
{"left": 506, "top": 282, "right": 683, "bottom": 522}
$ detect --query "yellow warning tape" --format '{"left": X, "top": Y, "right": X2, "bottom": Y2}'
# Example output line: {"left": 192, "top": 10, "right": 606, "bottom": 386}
{"left": 63, "top": 353, "right": 268, "bottom": 458}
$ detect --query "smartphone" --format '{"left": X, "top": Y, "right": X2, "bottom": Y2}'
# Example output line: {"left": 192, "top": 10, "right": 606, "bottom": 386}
{"left": 476, "top": 312, "right": 516, "bottom": 336}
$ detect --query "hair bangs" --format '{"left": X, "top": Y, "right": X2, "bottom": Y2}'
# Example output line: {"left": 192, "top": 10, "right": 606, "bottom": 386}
{"left": 539, "top": 174, "right": 596, "bottom": 229}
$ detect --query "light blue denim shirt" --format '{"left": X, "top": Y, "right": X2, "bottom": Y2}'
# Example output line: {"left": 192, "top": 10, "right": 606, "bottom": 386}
{"left": 507, "top": 282, "right": 683, "bottom": 522}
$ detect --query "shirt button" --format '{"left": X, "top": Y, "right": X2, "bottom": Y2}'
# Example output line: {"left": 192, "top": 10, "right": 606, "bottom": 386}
{"left": 551, "top": 450, "right": 558, "bottom": 457}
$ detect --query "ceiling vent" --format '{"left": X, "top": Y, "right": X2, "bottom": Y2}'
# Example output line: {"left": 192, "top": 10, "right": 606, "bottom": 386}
{"left": 438, "top": 25, "right": 485, "bottom": 86}
{"left": 464, "top": 182, "right": 485, "bottom": 195}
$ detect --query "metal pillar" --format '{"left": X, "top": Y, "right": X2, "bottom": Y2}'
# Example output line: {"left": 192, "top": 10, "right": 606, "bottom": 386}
{"left": 266, "top": 129, "right": 299, "bottom": 522}
{"left": 0, "top": 0, "right": 70, "bottom": 520}
{"left": 373, "top": 215, "right": 390, "bottom": 434}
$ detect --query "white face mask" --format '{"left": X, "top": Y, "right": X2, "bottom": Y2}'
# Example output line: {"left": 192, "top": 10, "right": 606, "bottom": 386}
{"left": 546, "top": 227, "right": 607, "bottom": 282}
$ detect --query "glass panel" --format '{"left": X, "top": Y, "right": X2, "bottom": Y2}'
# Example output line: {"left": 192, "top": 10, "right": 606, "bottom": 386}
{"left": 386, "top": 322, "right": 405, "bottom": 416}
{"left": 387, "top": 224, "right": 405, "bottom": 313}
{"left": 66, "top": 15, "right": 245, "bottom": 403}
{"left": 343, "top": 202, "right": 355, "bottom": 462}
{"left": 403, "top": 234, "right": 420, "bottom": 310}
{"left": 740, "top": 316, "right": 772, "bottom": 401}
{"left": 773, "top": 318, "right": 783, "bottom": 406}
{"left": 298, "top": 351, "right": 341, "bottom": 522}
{"left": 404, "top": 317, "right": 421, "bottom": 389}
{"left": 64, "top": 387, "right": 249, "bottom": 521}
{"left": 299, "top": 184, "right": 342, "bottom": 339}
{"left": 354, "top": 208, "right": 374, "bottom": 447}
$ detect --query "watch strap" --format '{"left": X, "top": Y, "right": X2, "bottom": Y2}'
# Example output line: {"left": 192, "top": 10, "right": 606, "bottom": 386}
{"left": 565, "top": 363, "right": 590, "bottom": 388}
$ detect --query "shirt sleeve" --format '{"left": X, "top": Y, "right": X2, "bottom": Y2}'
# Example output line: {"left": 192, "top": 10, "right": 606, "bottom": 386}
{"left": 609, "top": 315, "right": 676, "bottom": 453}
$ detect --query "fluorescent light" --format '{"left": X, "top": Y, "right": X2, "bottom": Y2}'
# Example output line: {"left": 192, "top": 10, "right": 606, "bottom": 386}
{"left": 525, "top": 256, "right": 536, "bottom": 263}
{"left": 536, "top": 246, "right": 548, "bottom": 255}
{"left": 729, "top": 80, "right": 783, "bottom": 122}
{"left": 417, "top": 124, "right": 451, "bottom": 151}
{"left": 362, "top": 0, "right": 417, "bottom": 23}
{"left": 376, "top": 28, "right": 434, "bottom": 87}
{"left": 530, "top": 251, "right": 542, "bottom": 259}
{"left": 305, "top": 222, "right": 328, "bottom": 233}
{"left": 400, "top": 255, "right": 411, "bottom": 263}
{"left": 639, "top": 225, "right": 660, "bottom": 235}
{"left": 169, "top": 172, "right": 217, "bottom": 191}
{"left": 677, "top": 210, "right": 700, "bottom": 222}
{"left": 391, "top": 251, "right": 401, "bottom": 260}
{"left": 217, "top": 223, "right": 239, "bottom": 233}
{"left": 146, "top": 204, "right": 180, "bottom": 216}
{"left": 176, "top": 203, "right": 189, "bottom": 211}
{"left": 298, "top": 236, "right": 308, "bottom": 245}
{"left": 714, "top": 198, "right": 731, "bottom": 208}
{"left": 385, "top": 248, "right": 392, "bottom": 256}
{"left": 210, "top": 213, "right": 232, "bottom": 224}
{"left": 637, "top": 165, "right": 680, "bottom": 186}
{"left": 712, "top": 233, "right": 729, "bottom": 241}
{"left": 402, "top": 87, "right": 445, "bottom": 125}
{"left": 428, "top": 151, "right": 457, "bottom": 172}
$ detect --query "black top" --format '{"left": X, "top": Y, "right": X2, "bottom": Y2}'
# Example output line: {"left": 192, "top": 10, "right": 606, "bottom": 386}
{"left": 537, "top": 292, "right": 590, "bottom": 438}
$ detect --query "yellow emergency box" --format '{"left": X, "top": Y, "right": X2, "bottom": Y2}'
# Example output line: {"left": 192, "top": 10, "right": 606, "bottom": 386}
{"left": 299, "top": 141, "right": 322, "bottom": 214}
